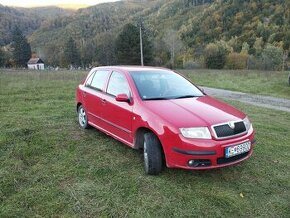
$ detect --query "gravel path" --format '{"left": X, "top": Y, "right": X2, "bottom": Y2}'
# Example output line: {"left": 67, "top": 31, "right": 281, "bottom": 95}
{"left": 202, "top": 87, "right": 290, "bottom": 113}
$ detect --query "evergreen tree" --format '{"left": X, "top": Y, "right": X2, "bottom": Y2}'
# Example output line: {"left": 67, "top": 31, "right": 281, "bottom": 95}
{"left": 11, "top": 27, "right": 31, "bottom": 67}
{"left": 115, "top": 23, "right": 152, "bottom": 65}
{"left": 63, "top": 37, "right": 80, "bottom": 68}
{"left": 0, "top": 48, "right": 5, "bottom": 67}
{"left": 96, "top": 32, "right": 117, "bottom": 65}
{"left": 142, "top": 26, "right": 154, "bottom": 65}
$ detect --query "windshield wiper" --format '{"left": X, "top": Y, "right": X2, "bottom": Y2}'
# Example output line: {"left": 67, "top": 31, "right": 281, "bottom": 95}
{"left": 174, "top": 95, "right": 197, "bottom": 99}
{"left": 143, "top": 97, "right": 170, "bottom": 101}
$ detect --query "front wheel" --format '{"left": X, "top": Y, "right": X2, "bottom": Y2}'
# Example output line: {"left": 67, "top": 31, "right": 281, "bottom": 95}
{"left": 143, "top": 132, "right": 163, "bottom": 175}
{"left": 78, "top": 105, "right": 89, "bottom": 129}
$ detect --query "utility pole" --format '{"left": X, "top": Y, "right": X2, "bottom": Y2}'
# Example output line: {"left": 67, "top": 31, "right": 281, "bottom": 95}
{"left": 140, "top": 23, "right": 144, "bottom": 66}
{"left": 139, "top": 0, "right": 144, "bottom": 66}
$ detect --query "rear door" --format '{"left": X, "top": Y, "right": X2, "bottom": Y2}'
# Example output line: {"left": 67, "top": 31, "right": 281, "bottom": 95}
{"left": 82, "top": 70, "right": 111, "bottom": 128}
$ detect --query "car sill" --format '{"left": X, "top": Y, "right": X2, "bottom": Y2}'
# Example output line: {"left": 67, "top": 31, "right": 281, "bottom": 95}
{"left": 88, "top": 121, "right": 134, "bottom": 148}
{"left": 88, "top": 112, "right": 131, "bottom": 134}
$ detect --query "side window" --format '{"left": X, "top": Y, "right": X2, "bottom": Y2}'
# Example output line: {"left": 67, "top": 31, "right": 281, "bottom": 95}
{"left": 107, "top": 71, "right": 130, "bottom": 97}
{"left": 85, "top": 71, "right": 95, "bottom": 86}
{"left": 90, "top": 70, "right": 110, "bottom": 91}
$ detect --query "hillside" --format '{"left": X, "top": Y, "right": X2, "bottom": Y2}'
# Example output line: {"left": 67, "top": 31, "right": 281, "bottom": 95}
{"left": 180, "top": 0, "right": 290, "bottom": 52}
{"left": 0, "top": 5, "right": 74, "bottom": 45}
{"left": 1, "top": 0, "right": 289, "bottom": 69}
{"left": 29, "top": 1, "right": 148, "bottom": 48}
{"left": 28, "top": 0, "right": 159, "bottom": 65}
{"left": 28, "top": 0, "right": 215, "bottom": 65}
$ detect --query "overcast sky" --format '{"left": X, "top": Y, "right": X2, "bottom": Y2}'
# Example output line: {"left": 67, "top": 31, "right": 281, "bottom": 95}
{"left": 0, "top": 0, "right": 120, "bottom": 8}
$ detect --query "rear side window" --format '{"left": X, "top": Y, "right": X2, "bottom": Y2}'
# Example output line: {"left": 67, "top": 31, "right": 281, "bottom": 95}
{"left": 85, "top": 72, "right": 95, "bottom": 86}
{"left": 89, "top": 70, "right": 110, "bottom": 91}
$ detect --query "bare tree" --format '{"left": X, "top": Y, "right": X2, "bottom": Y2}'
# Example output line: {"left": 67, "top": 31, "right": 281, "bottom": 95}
{"left": 163, "top": 30, "right": 183, "bottom": 68}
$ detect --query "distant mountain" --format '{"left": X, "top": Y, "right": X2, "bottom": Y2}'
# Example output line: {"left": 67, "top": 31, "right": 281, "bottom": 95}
{"left": 56, "top": 4, "right": 90, "bottom": 9}
{"left": 1, "top": 0, "right": 289, "bottom": 68}
{"left": 27, "top": 0, "right": 157, "bottom": 64}
{"left": 0, "top": 5, "right": 74, "bottom": 45}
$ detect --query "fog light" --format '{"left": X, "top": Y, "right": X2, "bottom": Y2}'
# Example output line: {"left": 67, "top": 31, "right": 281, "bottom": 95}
{"left": 188, "top": 159, "right": 211, "bottom": 167}
{"left": 188, "top": 160, "right": 195, "bottom": 166}
{"left": 188, "top": 160, "right": 199, "bottom": 167}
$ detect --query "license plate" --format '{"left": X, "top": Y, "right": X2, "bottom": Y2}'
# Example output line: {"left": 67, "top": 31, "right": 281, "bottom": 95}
{"left": 225, "top": 141, "right": 251, "bottom": 158}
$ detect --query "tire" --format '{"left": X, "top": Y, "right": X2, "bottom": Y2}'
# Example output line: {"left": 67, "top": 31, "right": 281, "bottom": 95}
{"left": 143, "top": 132, "right": 163, "bottom": 175}
{"left": 78, "top": 105, "right": 89, "bottom": 129}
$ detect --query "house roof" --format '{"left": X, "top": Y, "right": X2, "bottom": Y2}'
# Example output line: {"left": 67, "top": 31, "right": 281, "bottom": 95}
{"left": 27, "top": 58, "right": 44, "bottom": 65}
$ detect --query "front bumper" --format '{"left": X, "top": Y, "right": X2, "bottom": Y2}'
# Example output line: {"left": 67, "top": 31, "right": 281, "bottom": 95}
{"left": 163, "top": 127, "right": 255, "bottom": 169}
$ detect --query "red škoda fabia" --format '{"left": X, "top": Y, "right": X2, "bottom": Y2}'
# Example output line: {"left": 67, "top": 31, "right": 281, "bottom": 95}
{"left": 76, "top": 66, "right": 255, "bottom": 175}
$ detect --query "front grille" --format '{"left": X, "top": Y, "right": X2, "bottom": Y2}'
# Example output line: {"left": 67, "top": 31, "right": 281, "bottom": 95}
{"left": 213, "top": 121, "right": 246, "bottom": 139}
{"left": 217, "top": 151, "right": 249, "bottom": 164}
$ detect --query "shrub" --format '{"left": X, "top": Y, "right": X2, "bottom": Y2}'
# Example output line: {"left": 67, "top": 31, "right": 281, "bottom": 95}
{"left": 225, "top": 52, "right": 249, "bottom": 69}
{"left": 248, "top": 45, "right": 284, "bottom": 70}
{"left": 248, "top": 55, "right": 264, "bottom": 70}
{"left": 183, "top": 61, "right": 202, "bottom": 69}
{"left": 261, "top": 44, "right": 283, "bottom": 71}
{"left": 204, "top": 43, "right": 226, "bottom": 69}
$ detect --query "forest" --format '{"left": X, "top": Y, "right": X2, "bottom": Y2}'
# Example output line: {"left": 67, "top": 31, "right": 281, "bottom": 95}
{"left": 0, "top": 0, "right": 289, "bottom": 70}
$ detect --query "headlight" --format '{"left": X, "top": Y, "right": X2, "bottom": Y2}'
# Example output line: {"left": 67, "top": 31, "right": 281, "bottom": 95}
{"left": 243, "top": 116, "right": 252, "bottom": 131}
{"left": 180, "top": 127, "right": 211, "bottom": 139}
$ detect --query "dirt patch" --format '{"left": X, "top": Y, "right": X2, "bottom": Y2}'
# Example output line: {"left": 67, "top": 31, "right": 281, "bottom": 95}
{"left": 203, "top": 87, "right": 290, "bottom": 113}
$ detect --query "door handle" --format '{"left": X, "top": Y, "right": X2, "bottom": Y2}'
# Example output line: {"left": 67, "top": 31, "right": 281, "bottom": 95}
{"left": 83, "top": 91, "right": 87, "bottom": 97}
{"left": 101, "top": 99, "right": 107, "bottom": 104}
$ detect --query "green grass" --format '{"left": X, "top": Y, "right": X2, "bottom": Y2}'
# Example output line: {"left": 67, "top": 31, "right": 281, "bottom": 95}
{"left": 0, "top": 69, "right": 290, "bottom": 217}
{"left": 180, "top": 69, "right": 290, "bottom": 99}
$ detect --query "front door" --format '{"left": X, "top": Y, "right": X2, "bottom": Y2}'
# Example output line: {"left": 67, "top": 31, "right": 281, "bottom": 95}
{"left": 101, "top": 71, "right": 133, "bottom": 145}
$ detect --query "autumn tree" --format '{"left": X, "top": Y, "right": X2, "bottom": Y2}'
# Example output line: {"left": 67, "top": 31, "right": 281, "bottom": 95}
{"left": 225, "top": 52, "right": 248, "bottom": 69}
{"left": 79, "top": 39, "right": 96, "bottom": 68}
{"left": 11, "top": 27, "right": 31, "bottom": 67}
{"left": 253, "top": 37, "right": 264, "bottom": 56}
{"left": 241, "top": 42, "right": 250, "bottom": 55}
{"left": 43, "top": 44, "right": 62, "bottom": 67}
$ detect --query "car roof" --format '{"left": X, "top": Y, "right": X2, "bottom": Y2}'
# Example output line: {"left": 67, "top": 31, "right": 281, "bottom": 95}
{"left": 92, "top": 66, "right": 171, "bottom": 72}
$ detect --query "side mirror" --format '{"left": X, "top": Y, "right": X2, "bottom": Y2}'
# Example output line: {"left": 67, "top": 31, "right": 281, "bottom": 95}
{"left": 115, "top": 93, "right": 130, "bottom": 103}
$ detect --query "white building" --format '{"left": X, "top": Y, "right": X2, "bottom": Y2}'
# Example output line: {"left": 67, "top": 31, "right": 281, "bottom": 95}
{"left": 27, "top": 58, "right": 45, "bottom": 70}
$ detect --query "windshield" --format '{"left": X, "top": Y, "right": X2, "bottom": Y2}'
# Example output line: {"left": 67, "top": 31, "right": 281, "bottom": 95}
{"left": 130, "top": 70, "right": 204, "bottom": 100}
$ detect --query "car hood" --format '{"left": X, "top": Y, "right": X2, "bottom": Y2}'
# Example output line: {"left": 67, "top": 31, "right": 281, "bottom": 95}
{"left": 142, "top": 96, "right": 245, "bottom": 128}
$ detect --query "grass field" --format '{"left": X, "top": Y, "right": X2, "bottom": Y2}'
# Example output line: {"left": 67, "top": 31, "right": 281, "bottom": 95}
{"left": 180, "top": 69, "right": 290, "bottom": 99}
{"left": 0, "top": 69, "right": 290, "bottom": 217}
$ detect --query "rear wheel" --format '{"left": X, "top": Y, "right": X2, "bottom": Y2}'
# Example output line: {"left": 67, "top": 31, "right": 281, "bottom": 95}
{"left": 78, "top": 105, "right": 89, "bottom": 129}
{"left": 143, "top": 132, "right": 163, "bottom": 175}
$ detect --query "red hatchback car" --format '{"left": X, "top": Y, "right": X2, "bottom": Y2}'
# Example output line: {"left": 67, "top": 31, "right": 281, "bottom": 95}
{"left": 76, "top": 66, "right": 255, "bottom": 175}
